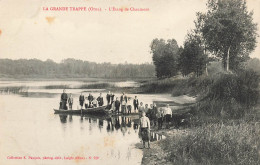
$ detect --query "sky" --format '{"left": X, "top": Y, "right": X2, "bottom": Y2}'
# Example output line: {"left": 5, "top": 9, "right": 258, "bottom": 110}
{"left": 0, "top": 0, "right": 259, "bottom": 64}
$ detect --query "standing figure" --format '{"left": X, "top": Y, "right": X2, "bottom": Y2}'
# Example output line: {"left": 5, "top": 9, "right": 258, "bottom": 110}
{"left": 84, "top": 97, "right": 89, "bottom": 109}
{"left": 79, "top": 92, "right": 85, "bottom": 109}
{"left": 88, "top": 93, "right": 94, "bottom": 107}
{"left": 111, "top": 100, "right": 116, "bottom": 113}
{"left": 97, "top": 93, "right": 104, "bottom": 106}
{"left": 164, "top": 104, "right": 172, "bottom": 129}
{"left": 133, "top": 96, "right": 139, "bottom": 112}
{"left": 138, "top": 102, "right": 145, "bottom": 118}
{"left": 157, "top": 108, "right": 164, "bottom": 130}
{"left": 127, "top": 98, "right": 132, "bottom": 114}
{"left": 92, "top": 97, "right": 97, "bottom": 107}
{"left": 144, "top": 104, "right": 149, "bottom": 114}
{"left": 114, "top": 97, "right": 121, "bottom": 114}
{"left": 120, "top": 92, "right": 127, "bottom": 113}
{"left": 60, "top": 89, "right": 68, "bottom": 110}
{"left": 106, "top": 91, "right": 111, "bottom": 105}
{"left": 110, "top": 93, "right": 115, "bottom": 104}
{"left": 151, "top": 103, "right": 158, "bottom": 126}
{"left": 68, "top": 93, "right": 73, "bottom": 110}
{"left": 139, "top": 112, "right": 151, "bottom": 149}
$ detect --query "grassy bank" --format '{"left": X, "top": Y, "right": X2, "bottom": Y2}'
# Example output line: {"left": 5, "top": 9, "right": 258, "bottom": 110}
{"left": 162, "top": 117, "right": 260, "bottom": 164}
{"left": 140, "top": 69, "right": 260, "bottom": 165}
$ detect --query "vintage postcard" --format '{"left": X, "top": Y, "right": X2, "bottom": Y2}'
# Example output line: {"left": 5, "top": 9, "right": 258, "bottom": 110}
{"left": 0, "top": 0, "right": 260, "bottom": 165}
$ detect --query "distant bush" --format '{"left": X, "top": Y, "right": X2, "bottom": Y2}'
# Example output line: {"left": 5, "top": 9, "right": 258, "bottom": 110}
{"left": 45, "top": 85, "right": 69, "bottom": 89}
{"left": 78, "top": 83, "right": 115, "bottom": 89}
{"left": 161, "top": 122, "right": 260, "bottom": 165}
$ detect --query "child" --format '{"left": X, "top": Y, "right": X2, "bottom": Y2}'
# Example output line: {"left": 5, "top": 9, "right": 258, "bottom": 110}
{"left": 127, "top": 98, "right": 132, "bottom": 114}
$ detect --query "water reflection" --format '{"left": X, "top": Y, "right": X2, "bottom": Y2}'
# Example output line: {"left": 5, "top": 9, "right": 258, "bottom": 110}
{"left": 59, "top": 114, "right": 68, "bottom": 123}
{"left": 58, "top": 114, "right": 165, "bottom": 142}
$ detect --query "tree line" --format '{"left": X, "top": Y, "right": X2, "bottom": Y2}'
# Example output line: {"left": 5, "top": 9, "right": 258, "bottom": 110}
{"left": 151, "top": 0, "right": 258, "bottom": 78}
{"left": 0, "top": 58, "right": 155, "bottom": 78}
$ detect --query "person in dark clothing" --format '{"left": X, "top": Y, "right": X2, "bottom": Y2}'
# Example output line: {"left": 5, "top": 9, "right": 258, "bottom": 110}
{"left": 106, "top": 91, "right": 111, "bottom": 105}
{"left": 110, "top": 93, "right": 115, "bottom": 104}
{"left": 151, "top": 103, "right": 158, "bottom": 126}
{"left": 157, "top": 108, "right": 164, "bottom": 130}
{"left": 88, "top": 93, "right": 94, "bottom": 107}
{"left": 60, "top": 89, "right": 68, "bottom": 110}
{"left": 114, "top": 97, "right": 121, "bottom": 114}
{"left": 97, "top": 93, "right": 104, "bottom": 106}
{"left": 79, "top": 92, "right": 85, "bottom": 109}
{"left": 133, "top": 96, "right": 139, "bottom": 112}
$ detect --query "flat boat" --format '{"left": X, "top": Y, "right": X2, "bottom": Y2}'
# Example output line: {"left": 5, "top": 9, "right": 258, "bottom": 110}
{"left": 54, "top": 106, "right": 109, "bottom": 115}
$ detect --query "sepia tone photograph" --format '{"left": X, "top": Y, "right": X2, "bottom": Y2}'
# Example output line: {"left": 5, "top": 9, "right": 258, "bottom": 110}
{"left": 0, "top": 0, "right": 260, "bottom": 164}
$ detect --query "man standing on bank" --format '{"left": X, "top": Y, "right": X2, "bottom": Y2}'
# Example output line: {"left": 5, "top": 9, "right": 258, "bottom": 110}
{"left": 139, "top": 112, "right": 151, "bottom": 149}
{"left": 60, "top": 89, "right": 68, "bottom": 110}
{"left": 164, "top": 104, "right": 172, "bottom": 129}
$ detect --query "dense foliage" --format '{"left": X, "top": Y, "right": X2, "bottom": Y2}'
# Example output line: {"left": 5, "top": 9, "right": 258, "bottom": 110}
{"left": 197, "top": 0, "right": 258, "bottom": 71}
{"left": 150, "top": 39, "right": 180, "bottom": 78}
{"left": 0, "top": 58, "right": 155, "bottom": 78}
{"left": 179, "top": 34, "right": 208, "bottom": 77}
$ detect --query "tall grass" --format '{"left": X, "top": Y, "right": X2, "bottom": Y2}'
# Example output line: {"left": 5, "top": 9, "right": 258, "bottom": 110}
{"left": 161, "top": 121, "right": 260, "bottom": 165}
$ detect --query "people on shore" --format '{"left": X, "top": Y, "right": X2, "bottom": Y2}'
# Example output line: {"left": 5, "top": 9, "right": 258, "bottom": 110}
{"left": 138, "top": 102, "right": 145, "bottom": 118}
{"left": 60, "top": 89, "right": 68, "bottom": 110}
{"left": 164, "top": 104, "right": 172, "bottom": 129}
{"left": 139, "top": 112, "right": 151, "bottom": 149}
{"left": 150, "top": 103, "right": 158, "bottom": 126}
{"left": 97, "top": 93, "right": 104, "bottom": 106}
{"left": 79, "top": 92, "right": 85, "bottom": 109}
{"left": 144, "top": 104, "right": 149, "bottom": 114}
{"left": 133, "top": 96, "right": 139, "bottom": 112}
{"left": 157, "top": 108, "right": 164, "bottom": 130}
{"left": 68, "top": 94, "right": 73, "bottom": 110}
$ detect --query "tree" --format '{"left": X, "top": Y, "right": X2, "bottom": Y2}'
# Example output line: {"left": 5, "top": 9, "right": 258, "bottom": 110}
{"left": 150, "top": 39, "right": 179, "bottom": 78}
{"left": 179, "top": 33, "right": 208, "bottom": 77}
{"left": 197, "top": 0, "right": 258, "bottom": 71}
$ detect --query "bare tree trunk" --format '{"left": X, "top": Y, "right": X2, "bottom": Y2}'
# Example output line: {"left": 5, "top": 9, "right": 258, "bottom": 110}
{"left": 205, "top": 63, "right": 208, "bottom": 76}
{"left": 226, "top": 46, "right": 231, "bottom": 71}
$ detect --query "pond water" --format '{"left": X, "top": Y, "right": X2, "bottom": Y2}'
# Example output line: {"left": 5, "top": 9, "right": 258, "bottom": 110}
{"left": 0, "top": 80, "right": 192, "bottom": 165}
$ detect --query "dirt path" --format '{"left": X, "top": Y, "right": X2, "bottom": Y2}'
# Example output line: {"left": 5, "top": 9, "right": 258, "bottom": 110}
{"left": 136, "top": 127, "right": 190, "bottom": 165}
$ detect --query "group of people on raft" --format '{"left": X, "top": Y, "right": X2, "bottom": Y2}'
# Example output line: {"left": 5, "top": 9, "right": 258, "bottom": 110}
{"left": 60, "top": 89, "right": 173, "bottom": 149}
